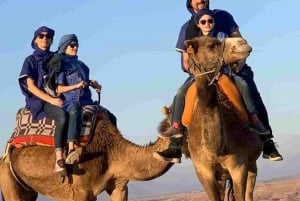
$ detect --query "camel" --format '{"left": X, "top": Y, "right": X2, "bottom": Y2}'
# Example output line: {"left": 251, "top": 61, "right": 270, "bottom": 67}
{"left": 181, "top": 36, "right": 262, "bottom": 201}
{"left": 0, "top": 117, "right": 174, "bottom": 201}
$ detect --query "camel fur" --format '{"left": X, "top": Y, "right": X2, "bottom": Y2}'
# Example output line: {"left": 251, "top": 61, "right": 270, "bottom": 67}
{"left": 0, "top": 117, "right": 173, "bottom": 201}
{"left": 184, "top": 36, "right": 262, "bottom": 201}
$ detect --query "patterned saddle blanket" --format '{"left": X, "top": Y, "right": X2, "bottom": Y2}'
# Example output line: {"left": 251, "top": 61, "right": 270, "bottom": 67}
{"left": 9, "top": 105, "right": 101, "bottom": 148}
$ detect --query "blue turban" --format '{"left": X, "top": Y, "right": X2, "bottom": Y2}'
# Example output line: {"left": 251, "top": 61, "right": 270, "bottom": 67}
{"left": 193, "top": 9, "right": 215, "bottom": 24}
{"left": 57, "top": 34, "right": 78, "bottom": 54}
{"left": 31, "top": 26, "right": 55, "bottom": 49}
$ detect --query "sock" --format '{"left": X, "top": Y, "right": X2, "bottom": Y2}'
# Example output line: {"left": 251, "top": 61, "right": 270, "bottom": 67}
{"left": 172, "top": 122, "right": 181, "bottom": 129}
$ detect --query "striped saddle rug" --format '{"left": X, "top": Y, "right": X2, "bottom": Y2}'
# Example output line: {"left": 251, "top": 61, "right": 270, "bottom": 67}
{"left": 9, "top": 105, "right": 100, "bottom": 148}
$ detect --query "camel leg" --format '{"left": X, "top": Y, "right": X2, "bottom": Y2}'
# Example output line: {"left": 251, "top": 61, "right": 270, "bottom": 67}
{"left": 216, "top": 179, "right": 226, "bottom": 201}
{"left": 245, "top": 163, "right": 257, "bottom": 201}
{"left": 227, "top": 163, "right": 247, "bottom": 201}
{"left": 0, "top": 162, "right": 38, "bottom": 201}
{"left": 195, "top": 167, "right": 222, "bottom": 201}
{"left": 106, "top": 179, "right": 128, "bottom": 201}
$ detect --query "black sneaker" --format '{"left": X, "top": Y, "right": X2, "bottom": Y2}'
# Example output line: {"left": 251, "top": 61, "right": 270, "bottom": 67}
{"left": 248, "top": 121, "right": 271, "bottom": 135}
{"left": 158, "top": 126, "right": 183, "bottom": 139}
{"left": 262, "top": 139, "right": 283, "bottom": 161}
{"left": 153, "top": 148, "right": 181, "bottom": 163}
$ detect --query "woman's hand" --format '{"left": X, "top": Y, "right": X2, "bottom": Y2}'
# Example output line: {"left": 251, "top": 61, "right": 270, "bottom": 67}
{"left": 89, "top": 80, "right": 102, "bottom": 93}
{"left": 76, "top": 81, "right": 87, "bottom": 89}
{"left": 49, "top": 97, "right": 63, "bottom": 107}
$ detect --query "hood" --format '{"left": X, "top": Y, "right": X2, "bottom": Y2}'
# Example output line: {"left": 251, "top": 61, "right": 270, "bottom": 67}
{"left": 186, "top": 0, "right": 210, "bottom": 16}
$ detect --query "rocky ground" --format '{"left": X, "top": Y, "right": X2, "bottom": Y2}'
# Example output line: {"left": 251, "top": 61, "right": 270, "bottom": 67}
{"left": 130, "top": 177, "right": 300, "bottom": 201}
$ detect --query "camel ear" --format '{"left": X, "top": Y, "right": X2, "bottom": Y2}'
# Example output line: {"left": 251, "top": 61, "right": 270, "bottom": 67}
{"left": 184, "top": 39, "right": 198, "bottom": 54}
{"left": 161, "top": 106, "right": 170, "bottom": 116}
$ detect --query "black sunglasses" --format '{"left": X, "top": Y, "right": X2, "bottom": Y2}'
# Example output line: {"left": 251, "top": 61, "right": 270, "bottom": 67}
{"left": 37, "top": 33, "right": 52, "bottom": 39}
{"left": 199, "top": 18, "right": 214, "bottom": 25}
{"left": 69, "top": 43, "right": 79, "bottom": 48}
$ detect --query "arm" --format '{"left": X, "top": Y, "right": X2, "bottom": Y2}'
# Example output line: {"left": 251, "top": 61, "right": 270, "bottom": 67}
{"left": 230, "top": 29, "right": 242, "bottom": 38}
{"left": 56, "top": 81, "right": 86, "bottom": 94}
{"left": 182, "top": 52, "right": 190, "bottom": 72}
{"left": 26, "top": 77, "right": 63, "bottom": 107}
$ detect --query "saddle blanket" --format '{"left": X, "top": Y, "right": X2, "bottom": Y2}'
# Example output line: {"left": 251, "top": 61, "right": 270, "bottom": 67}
{"left": 9, "top": 105, "right": 100, "bottom": 148}
{"left": 182, "top": 74, "right": 249, "bottom": 126}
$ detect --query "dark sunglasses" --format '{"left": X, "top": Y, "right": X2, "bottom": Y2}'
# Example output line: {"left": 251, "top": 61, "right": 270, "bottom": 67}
{"left": 199, "top": 18, "right": 214, "bottom": 25}
{"left": 69, "top": 43, "right": 79, "bottom": 48}
{"left": 37, "top": 33, "right": 52, "bottom": 39}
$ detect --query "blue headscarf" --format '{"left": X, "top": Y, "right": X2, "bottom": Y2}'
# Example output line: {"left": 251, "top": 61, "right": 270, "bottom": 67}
{"left": 31, "top": 26, "right": 55, "bottom": 49}
{"left": 57, "top": 34, "right": 78, "bottom": 54}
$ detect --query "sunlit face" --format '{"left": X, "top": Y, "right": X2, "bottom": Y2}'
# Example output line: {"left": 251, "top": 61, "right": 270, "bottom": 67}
{"left": 65, "top": 42, "right": 79, "bottom": 56}
{"left": 34, "top": 32, "right": 53, "bottom": 50}
{"left": 191, "top": 0, "right": 209, "bottom": 13}
{"left": 197, "top": 14, "right": 215, "bottom": 35}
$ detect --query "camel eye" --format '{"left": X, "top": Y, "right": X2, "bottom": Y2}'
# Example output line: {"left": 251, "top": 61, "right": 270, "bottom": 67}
{"left": 207, "top": 44, "right": 215, "bottom": 51}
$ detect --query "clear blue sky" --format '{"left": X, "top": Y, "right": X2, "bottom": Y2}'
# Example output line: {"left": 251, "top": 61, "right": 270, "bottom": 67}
{"left": 0, "top": 0, "right": 299, "bottom": 152}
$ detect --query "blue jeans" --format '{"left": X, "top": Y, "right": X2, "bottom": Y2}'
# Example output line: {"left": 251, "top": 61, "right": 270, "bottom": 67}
{"left": 67, "top": 105, "right": 81, "bottom": 142}
{"left": 44, "top": 103, "right": 67, "bottom": 150}
{"left": 171, "top": 75, "right": 195, "bottom": 124}
{"left": 234, "top": 64, "right": 273, "bottom": 138}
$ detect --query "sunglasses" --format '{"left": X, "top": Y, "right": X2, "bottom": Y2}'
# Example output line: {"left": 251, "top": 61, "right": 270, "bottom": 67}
{"left": 37, "top": 33, "right": 52, "bottom": 39}
{"left": 69, "top": 43, "right": 79, "bottom": 48}
{"left": 199, "top": 18, "right": 214, "bottom": 25}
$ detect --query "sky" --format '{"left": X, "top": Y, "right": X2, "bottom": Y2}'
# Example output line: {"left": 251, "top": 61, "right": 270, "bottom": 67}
{"left": 0, "top": 0, "right": 299, "bottom": 200}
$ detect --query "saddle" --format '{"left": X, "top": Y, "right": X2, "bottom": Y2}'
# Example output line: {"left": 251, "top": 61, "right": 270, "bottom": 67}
{"left": 9, "top": 105, "right": 108, "bottom": 148}
{"left": 182, "top": 74, "right": 249, "bottom": 126}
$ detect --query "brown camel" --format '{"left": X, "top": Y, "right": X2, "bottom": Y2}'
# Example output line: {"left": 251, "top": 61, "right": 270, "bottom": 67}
{"left": 183, "top": 36, "right": 262, "bottom": 201}
{"left": 0, "top": 117, "right": 173, "bottom": 201}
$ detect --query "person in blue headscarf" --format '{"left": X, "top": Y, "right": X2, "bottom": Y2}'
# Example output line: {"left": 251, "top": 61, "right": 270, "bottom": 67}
{"left": 19, "top": 26, "right": 68, "bottom": 174}
{"left": 55, "top": 34, "right": 102, "bottom": 165}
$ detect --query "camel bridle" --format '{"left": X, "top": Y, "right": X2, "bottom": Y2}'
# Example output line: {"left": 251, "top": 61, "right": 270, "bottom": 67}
{"left": 190, "top": 38, "right": 226, "bottom": 85}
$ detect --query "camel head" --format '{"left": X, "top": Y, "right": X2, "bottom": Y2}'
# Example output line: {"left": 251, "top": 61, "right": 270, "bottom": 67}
{"left": 184, "top": 36, "right": 252, "bottom": 75}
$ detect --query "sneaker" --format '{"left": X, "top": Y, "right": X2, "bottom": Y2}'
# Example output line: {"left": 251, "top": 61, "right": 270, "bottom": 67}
{"left": 65, "top": 149, "right": 80, "bottom": 164}
{"left": 262, "top": 139, "right": 283, "bottom": 161}
{"left": 153, "top": 148, "right": 182, "bottom": 163}
{"left": 158, "top": 126, "right": 183, "bottom": 139}
{"left": 54, "top": 159, "right": 66, "bottom": 175}
{"left": 248, "top": 121, "right": 271, "bottom": 135}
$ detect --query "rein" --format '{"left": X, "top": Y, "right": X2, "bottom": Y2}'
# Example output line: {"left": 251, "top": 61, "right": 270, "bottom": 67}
{"left": 191, "top": 39, "right": 226, "bottom": 85}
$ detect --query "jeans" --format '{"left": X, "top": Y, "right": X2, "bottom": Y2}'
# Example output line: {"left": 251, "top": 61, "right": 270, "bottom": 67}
{"left": 171, "top": 75, "right": 195, "bottom": 124}
{"left": 235, "top": 64, "right": 273, "bottom": 138}
{"left": 231, "top": 73, "right": 257, "bottom": 114}
{"left": 67, "top": 105, "right": 81, "bottom": 142}
{"left": 44, "top": 103, "right": 67, "bottom": 150}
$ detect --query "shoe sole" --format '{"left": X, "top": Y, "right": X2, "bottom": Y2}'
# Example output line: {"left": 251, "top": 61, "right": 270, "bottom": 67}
{"left": 157, "top": 133, "right": 183, "bottom": 139}
{"left": 65, "top": 151, "right": 80, "bottom": 164}
{"left": 262, "top": 154, "right": 283, "bottom": 161}
{"left": 153, "top": 152, "right": 181, "bottom": 163}
{"left": 248, "top": 127, "right": 271, "bottom": 135}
